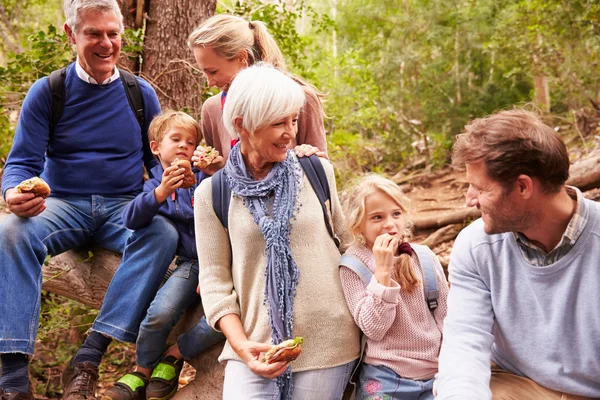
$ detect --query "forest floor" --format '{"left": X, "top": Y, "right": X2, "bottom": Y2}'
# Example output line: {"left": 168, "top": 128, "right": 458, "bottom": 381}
{"left": 1, "top": 136, "right": 599, "bottom": 398}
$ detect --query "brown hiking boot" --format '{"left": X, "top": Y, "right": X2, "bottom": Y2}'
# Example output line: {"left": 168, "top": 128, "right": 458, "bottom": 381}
{"left": 62, "top": 360, "right": 99, "bottom": 400}
{"left": 0, "top": 388, "right": 34, "bottom": 400}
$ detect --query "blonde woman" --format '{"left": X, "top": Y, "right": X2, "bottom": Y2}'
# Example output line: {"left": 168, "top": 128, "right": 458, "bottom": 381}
{"left": 188, "top": 14, "right": 327, "bottom": 170}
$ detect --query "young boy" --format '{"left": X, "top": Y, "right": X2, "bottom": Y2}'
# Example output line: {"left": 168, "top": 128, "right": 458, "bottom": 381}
{"left": 103, "top": 110, "right": 224, "bottom": 400}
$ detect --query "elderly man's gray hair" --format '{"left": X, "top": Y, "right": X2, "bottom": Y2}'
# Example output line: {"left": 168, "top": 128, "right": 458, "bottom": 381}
{"left": 64, "top": 0, "right": 124, "bottom": 33}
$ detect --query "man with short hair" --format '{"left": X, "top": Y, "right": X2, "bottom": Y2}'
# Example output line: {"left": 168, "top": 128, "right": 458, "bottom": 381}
{"left": 435, "top": 110, "right": 600, "bottom": 399}
{"left": 0, "top": 1, "right": 178, "bottom": 399}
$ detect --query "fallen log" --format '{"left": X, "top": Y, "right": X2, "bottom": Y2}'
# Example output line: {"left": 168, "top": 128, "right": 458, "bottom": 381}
{"left": 418, "top": 224, "right": 462, "bottom": 248}
{"left": 412, "top": 208, "right": 481, "bottom": 232}
{"left": 566, "top": 155, "right": 600, "bottom": 192}
{"left": 41, "top": 247, "right": 225, "bottom": 400}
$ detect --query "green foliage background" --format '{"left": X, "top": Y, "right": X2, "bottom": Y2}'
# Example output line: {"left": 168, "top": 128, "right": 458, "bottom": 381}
{"left": 2, "top": 0, "right": 599, "bottom": 171}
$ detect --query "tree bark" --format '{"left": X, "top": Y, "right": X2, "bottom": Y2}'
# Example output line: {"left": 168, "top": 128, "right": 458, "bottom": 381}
{"left": 142, "top": 0, "right": 217, "bottom": 116}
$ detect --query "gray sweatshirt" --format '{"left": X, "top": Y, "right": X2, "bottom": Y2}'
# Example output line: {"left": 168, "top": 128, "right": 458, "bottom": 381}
{"left": 436, "top": 200, "right": 600, "bottom": 399}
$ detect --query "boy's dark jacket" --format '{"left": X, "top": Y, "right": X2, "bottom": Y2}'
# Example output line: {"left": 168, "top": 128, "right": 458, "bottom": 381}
{"left": 122, "top": 163, "right": 207, "bottom": 260}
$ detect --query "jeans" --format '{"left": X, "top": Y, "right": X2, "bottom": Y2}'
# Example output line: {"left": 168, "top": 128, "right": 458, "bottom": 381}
{"left": 136, "top": 258, "right": 225, "bottom": 368}
{"left": 356, "top": 363, "right": 434, "bottom": 400}
{"left": 223, "top": 359, "right": 357, "bottom": 400}
{"left": 0, "top": 195, "right": 179, "bottom": 354}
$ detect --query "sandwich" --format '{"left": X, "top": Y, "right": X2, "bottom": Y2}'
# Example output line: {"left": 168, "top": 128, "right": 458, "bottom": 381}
{"left": 262, "top": 337, "right": 304, "bottom": 364}
{"left": 16, "top": 177, "right": 51, "bottom": 199}
{"left": 194, "top": 145, "right": 219, "bottom": 169}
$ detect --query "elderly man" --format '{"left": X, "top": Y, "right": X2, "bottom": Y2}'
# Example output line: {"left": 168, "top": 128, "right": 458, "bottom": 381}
{"left": 435, "top": 110, "right": 600, "bottom": 399}
{"left": 0, "top": 1, "right": 178, "bottom": 399}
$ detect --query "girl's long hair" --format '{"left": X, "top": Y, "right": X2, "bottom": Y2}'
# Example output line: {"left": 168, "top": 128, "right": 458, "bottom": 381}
{"left": 345, "top": 174, "right": 420, "bottom": 291}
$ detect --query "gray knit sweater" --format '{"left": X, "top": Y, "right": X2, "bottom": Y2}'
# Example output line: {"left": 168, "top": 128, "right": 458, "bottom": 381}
{"left": 436, "top": 199, "right": 600, "bottom": 399}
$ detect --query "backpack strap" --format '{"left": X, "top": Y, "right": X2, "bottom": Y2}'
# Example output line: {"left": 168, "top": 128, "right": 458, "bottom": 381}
{"left": 211, "top": 169, "right": 231, "bottom": 230}
{"left": 412, "top": 244, "right": 439, "bottom": 312}
{"left": 118, "top": 68, "right": 145, "bottom": 128}
{"left": 298, "top": 155, "right": 340, "bottom": 248}
{"left": 48, "top": 67, "right": 67, "bottom": 136}
{"left": 210, "top": 155, "right": 340, "bottom": 248}
{"left": 338, "top": 253, "right": 371, "bottom": 396}
{"left": 339, "top": 254, "right": 373, "bottom": 286}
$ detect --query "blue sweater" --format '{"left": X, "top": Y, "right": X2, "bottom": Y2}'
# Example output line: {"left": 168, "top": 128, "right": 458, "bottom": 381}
{"left": 436, "top": 199, "right": 600, "bottom": 399}
{"left": 2, "top": 63, "right": 160, "bottom": 198}
{"left": 122, "top": 164, "right": 207, "bottom": 259}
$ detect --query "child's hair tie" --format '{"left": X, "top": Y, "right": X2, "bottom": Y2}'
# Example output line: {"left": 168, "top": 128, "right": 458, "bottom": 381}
{"left": 397, "top": 242, "right": 414, "bottom": 256}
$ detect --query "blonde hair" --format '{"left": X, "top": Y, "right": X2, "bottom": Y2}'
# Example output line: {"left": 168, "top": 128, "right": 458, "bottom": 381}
{"left": 187, "top": 14, "right": 325, "bottom": 104}
{"left": 187, "top": 14, "right": 285, "bottom": 69}
{"left": 345, "top": 174, "right": 420, "bottom": 292}
{"left": 148, "top": 110, "right": 202, "bottom": 148}
{"left": 222, "top": 64, "right": 305, "bottom": 139}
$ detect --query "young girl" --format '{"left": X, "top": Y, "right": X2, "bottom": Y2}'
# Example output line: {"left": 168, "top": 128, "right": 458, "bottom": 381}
{"left": 187, "top": 14, "right": 327, "bottom": 166}
{"left": 340, "top": 175, "right": 448, "bottom": 400}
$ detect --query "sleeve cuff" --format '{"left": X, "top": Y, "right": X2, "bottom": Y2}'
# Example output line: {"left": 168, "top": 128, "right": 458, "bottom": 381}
{"left": 367, "top": 275, "right": 400, "bottom": 304}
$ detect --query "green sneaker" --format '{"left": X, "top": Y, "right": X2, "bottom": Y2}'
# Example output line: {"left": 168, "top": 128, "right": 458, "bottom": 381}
{"left": 145, "top": 356, "right": 183, "bottom": 400}
{"left": 100, "top": 372, "right": 148, "bottom": 400}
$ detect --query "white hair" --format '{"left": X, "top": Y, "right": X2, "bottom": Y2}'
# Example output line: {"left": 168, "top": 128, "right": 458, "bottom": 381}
{"left": 222, "top": 64, "right": 305, "bottom": 139}
{"left": 64, "top": 0, "right": 124, "bottom": 33}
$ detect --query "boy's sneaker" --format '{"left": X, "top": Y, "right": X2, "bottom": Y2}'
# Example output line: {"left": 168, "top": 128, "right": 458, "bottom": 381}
{"left": 145, "top": 356, "right": 183, "bottom": 400}
{"left": 62, "top": 359, "right": 99, "bottom": 400}
{"left": 100, "top": 372, "right": 148, "bottom": 400}
{"left": 0, "top": 388, "right": 34, "bottom": 400}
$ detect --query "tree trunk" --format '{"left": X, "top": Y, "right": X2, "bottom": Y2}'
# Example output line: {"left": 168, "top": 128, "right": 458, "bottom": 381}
{"left": 142, "top": 0, "right": 217, "bottom": 116}
{"left": 534, "top": 75, "right": 550, "bottom": 112}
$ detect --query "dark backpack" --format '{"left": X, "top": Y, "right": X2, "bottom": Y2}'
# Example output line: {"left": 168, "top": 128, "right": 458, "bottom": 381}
{"left": 47, "top": 65, "right": 145, "bottom": 136}
{"left": 211, "top": 155, "right": 340, "bottom": 248}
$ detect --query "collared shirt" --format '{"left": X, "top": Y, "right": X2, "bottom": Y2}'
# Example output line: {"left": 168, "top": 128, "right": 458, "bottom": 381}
{"left": 514, "top": 186, "right": 588, "bottom": 266}
{"left": 75, "top": 58, "right": 120, "bottom": 84}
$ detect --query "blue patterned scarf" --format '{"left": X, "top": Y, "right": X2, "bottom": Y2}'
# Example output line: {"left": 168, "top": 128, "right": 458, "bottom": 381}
{"left": 224, "top": 143, "right": 301, "bottom": 399}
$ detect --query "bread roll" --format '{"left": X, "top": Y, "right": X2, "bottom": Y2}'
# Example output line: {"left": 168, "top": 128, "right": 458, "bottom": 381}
{"left": 172, "top": 159, "right": 196, "bottom": 189}
{"left": 16, "top": 177, "right": 51, "bottom": 199}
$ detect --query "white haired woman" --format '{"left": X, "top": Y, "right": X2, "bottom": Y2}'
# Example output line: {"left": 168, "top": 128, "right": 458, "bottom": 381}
{"left": 194, "top": 64, "right": 360, "bottom": 399}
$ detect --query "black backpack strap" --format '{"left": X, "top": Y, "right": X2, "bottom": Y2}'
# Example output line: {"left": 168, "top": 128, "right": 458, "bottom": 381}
{"left": 211, "top": 169, "right": 231, "bottom": 230}
{"left": 47, "top": 67, "right": 68, "bottom": 137}
{"left": 118, "top": 68, "right": 145, "bottom": 128}
{"left": 298, "top": 155, "right": 340, "bottom": 248}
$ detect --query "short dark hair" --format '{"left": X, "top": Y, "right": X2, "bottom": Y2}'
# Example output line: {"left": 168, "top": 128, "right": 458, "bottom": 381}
{"left": 452, "top": 109, "right": 570, "bottom": 193}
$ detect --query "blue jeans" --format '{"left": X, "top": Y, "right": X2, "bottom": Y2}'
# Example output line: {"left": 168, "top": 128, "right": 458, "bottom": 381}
{"left": 136, "top": 258, "right": 225, "bottom": 368}
{"left": 223, "top": 359, "right": 357, "bottom": 400}
{"left": 356, "top": 363, "right": 434, "bottom": 400}
{"left": 0, "top": 195, "right": 179, "bottom": 354}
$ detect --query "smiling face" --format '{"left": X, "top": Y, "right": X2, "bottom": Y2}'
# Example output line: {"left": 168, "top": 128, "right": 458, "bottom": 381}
{"left": 193, "top": 46, "right": 246, "bottom": 92}
{"left": 465, "top": 161, "right": 532, "bottom": 234}
{"left": 359, "top": 190, "right": 407, "bottom": 250}
{"left": 240, "top": 112, "right": 299, "bottom": 171}
{"left": 65, "top": 8, "right": 121, "bottom": 83}
{"left": 151, "top": 126, "right": 198, "bottom": 170}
